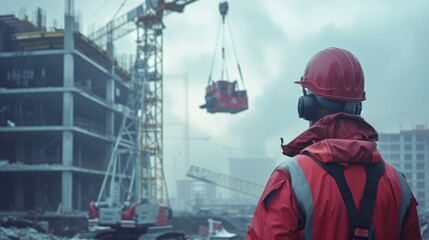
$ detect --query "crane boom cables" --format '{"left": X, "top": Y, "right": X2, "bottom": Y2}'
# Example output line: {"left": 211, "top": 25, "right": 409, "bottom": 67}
{"left": 111, "top": 0, "right": 128, "bottom": 21}
{"left": 220, "top": 9, "right": 230, "bottom": 83}
{"left": 226, "top": 15, "right": 245, "bottom": 89}
{"left": 207, "top": 21, "right": 222, "bottom": 85}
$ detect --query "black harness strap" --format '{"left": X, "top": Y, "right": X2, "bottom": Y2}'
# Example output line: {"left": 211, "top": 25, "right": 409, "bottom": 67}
{"left": 303, "top": 152, "right": 385, "bottom": 240}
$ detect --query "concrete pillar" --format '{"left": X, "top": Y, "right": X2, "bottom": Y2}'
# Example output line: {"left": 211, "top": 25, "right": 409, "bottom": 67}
{"left": 14, "top": 176, "right": 24, "bottom": 210}
{"left": 61, "top": 131, "right": 73, "bottom": 212}
{"left": 61, "top": 0, "right": 75, "bottom": 213}
{"left": 105, "top": 67, "right": 115, "bottom": 171}
{"left": 106, "top": 67, "right": 115, "bottom": 136}
{"left": 61, "top": 172, "right": 72, "bottom": 211}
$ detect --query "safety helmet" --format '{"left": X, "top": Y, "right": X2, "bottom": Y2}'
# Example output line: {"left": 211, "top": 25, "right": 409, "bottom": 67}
{"left": 295, "top": 47, "right": 365, "bottom": 101}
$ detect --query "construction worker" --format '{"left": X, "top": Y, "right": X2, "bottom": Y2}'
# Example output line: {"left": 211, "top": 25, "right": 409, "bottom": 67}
{"left": 247, "top": 47, "right": 422, "bottom": 240}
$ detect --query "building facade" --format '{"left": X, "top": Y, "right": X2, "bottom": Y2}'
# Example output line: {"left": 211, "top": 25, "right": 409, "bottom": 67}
{"left": 0, "top": 14, "right": 131, "bottom": 212}
{"left": 378, "top": 125, "right": 429, "bottom": 211}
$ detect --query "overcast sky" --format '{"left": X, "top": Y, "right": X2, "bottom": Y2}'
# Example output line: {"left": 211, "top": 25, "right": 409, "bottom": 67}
{"left": 2, "top": 0, "right": 429, "bottom": 198}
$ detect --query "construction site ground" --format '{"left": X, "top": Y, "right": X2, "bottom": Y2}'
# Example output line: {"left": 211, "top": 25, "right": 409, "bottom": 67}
{"left": 0, "top": 213, "right": 252, "bottom": 239}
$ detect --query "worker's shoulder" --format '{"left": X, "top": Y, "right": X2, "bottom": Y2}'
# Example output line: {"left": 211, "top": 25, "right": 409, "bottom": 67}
{"left": 274, "top": 156, "right": 312, "bottom": 178}
{"left": 382, "top": 159, "right": 407, "bottom": 182}
{"left": 276, "top": 158, "right": 295, "bottom": 172}
{"left": 265, "top": 159, "right": 292, "bottom": 182}
{"left": 277, "top": 153, "right": 315, "bottom": 169}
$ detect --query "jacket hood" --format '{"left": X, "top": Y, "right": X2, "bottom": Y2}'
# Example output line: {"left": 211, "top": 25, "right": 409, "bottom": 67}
{"left": 282, "top": 113, "right": 381, "bottom": 165}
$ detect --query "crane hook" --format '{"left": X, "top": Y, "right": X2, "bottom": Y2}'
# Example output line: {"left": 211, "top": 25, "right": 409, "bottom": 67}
{"left": 219, "top": 1, "right": 229, "bottom": 23}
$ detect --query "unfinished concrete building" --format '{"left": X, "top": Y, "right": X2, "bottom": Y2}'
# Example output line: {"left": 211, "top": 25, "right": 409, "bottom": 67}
{"left": 0, "top": 13, "right": 131, "bottom": 212}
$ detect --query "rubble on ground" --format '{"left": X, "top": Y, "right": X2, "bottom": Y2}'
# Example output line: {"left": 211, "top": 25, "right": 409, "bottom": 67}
{"left": 0, "top": 217, "right": 69, "bottom": 240}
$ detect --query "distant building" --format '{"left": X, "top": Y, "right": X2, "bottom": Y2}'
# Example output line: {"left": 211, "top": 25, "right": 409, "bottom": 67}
{"left": 175, "top": 179, "right": 217, "bottom": 211}
{"left": 378, "top": 125, "right": 429, "bottom": 211}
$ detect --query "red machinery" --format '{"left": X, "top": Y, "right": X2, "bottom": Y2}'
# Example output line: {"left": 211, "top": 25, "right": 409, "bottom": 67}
{"left": 201, "top": 80, "right": 248, "bottom": 114}
{"left": 200, "top": 1, "right": 248, "bottom": 114}
{"left": 81, "top": 201, "right": 183, "bottom": 239}
{"left": 87, "top": 201, "right": 171, "bottom": 229}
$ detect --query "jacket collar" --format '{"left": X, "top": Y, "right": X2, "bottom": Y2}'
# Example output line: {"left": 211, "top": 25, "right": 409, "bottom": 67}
{"left": 282, "top": 113, "right": 381, "bottom": 165}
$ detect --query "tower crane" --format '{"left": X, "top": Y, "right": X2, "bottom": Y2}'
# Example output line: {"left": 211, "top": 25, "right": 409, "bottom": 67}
{"left": 80, "top": 0, "right": 201, "bottom": 238}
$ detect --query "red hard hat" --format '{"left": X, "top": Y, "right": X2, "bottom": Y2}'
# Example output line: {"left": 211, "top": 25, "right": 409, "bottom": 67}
{"left": 296, "top": 47, "right": 366, "bottom": 101}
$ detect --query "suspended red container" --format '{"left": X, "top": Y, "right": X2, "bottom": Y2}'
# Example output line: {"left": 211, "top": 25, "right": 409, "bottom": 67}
{"left": 200, "top": 80, "right": 248, "bottom": 114}
{"left": 200, "top": 1, "right": 248, "bottom": 114}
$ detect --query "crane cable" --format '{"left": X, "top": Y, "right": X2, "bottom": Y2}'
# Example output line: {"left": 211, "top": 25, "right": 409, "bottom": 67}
{"left": 226, "top": 15, "right": 245, "bottom": 90}
{"left": 220, "top": 6, "right": 230, "bottom": 83}
{"left": 111, "top": 0, "right": 128, "bottom": 21}
{"left": 87, "top": 0, "right": 129, "bottom": 24}
{"left": 87, "top": 0, "right": 110, "bottom": 23}
{"left": 207, "top": 1, "right": 245, "bottom": 90}
{"left": 207, "top": 21, "right": 222, "bottom": 86}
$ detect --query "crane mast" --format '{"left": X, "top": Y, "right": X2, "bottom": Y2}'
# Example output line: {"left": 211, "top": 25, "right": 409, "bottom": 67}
{"left": 86, "top": 1, "right": 201, "bottom": 231}
{"left": 133, "top": 0, "right": 201, "bottom": 204}
{"left": 135, "top": 3, "right": 165, "bottom": 204}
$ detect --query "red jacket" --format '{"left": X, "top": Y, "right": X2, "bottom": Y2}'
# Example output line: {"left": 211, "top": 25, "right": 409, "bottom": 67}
{"left": 247, "top": 113, "right": 421, "bottom": 240}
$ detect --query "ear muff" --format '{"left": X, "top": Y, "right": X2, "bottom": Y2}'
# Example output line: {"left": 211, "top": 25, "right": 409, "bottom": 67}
{"left": 298, "top": 93, "right": 363, "bottom": 121}
{"left": 344, "top": 101, "right": 362, "bottom": 115}
{"left": 355, "top": 101, "right": 362, "bottom": 115}
{"left": 298, "top": 94, "right": 317, "bottom": 120}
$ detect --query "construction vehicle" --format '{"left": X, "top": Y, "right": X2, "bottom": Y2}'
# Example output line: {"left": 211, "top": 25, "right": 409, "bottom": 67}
{"left": 73, "top": 0, "right": 203, "bottom": 239}
{"left": 200, "top": 1, "right": 248, "bottom": 114}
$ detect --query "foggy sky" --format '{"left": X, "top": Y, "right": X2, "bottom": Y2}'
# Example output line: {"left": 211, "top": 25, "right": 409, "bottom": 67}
{"left": 2, "top": 0, "right": 429, "bottom": 198}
